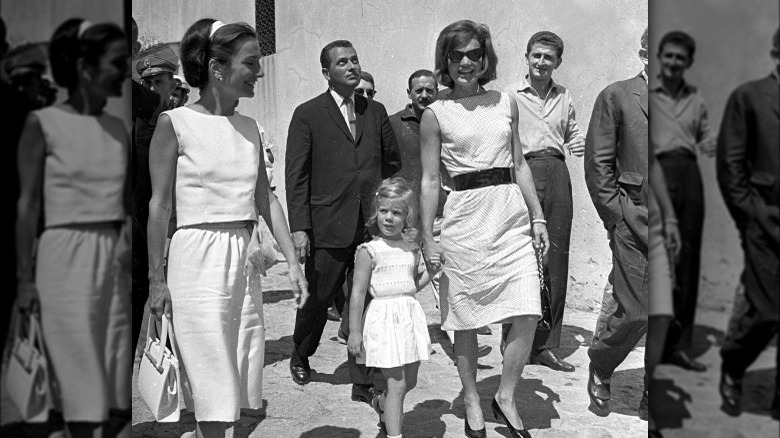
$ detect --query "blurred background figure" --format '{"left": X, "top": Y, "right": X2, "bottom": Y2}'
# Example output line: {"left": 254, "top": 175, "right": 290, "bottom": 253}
{"left": 354, "top": 70, "right": 376, "bottom": 101}
{"left": 135, "top": 42, "right": 177, "bottom": 110}
{"left": 14, "top": 18, "right": 131, "bottom": 438}
{"left": 4, "top": 43, "right": 58, "bottom": 110}
{"left": 651, "top": 31, "right": 713, "bottom": 373}
{"left": 716, "top": 27, "right": 779, "bottom": 420}
{"left": 171, "top": 74, "right": 190, "bottom": 108}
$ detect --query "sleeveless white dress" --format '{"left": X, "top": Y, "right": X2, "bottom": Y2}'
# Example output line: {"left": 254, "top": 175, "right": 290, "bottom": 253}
{"left": 358, "top": 237, "right": 431, "bottom": 368}
{"left": 427, "top": 91, "right": 541, "bottom": 331}
{"left": 163, "top": 106, "right": 264, "bottom": 422}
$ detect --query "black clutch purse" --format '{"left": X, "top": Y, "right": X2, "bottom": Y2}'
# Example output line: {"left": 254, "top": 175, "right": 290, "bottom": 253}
{"left": 536, "top": 244, "right": 552, "bottom": 331}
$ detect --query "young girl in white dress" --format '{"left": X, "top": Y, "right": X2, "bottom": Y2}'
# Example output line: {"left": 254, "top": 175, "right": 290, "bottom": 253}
{"left": 347, "top": 177, "right": 437, "bottom": 438}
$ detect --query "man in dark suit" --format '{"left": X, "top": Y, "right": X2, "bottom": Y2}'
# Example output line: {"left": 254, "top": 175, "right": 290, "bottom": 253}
{"left": 285, "top": 40, "right": 401, "bottom": 404}
{"left": 716, "top": 28, "right": 779, "bottom": 419}
{"left": 130, "top": 17, "right": 164, "bottom": 357}
{"left": 584, "top": 29, "right": 649, "bottom": 416}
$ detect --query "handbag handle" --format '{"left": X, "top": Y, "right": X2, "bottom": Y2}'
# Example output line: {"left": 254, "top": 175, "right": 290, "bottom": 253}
{"left": 14, "top": 308, "right": 47, "bottom": 373}
{"left": 144, "top": 315, "right": 178, "bottom": 373}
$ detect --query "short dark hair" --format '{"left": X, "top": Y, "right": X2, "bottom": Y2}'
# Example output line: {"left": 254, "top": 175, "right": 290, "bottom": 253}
{"left": 641, "top": 28, "right": 648, "bottom": 51}
{"left": 526, "top": 31, "right": 564, "bottom": 58}
{"left": 658, "top": 31, "right": 696, "bottom": 60}
{"left": 49, "top": 18, "right": 125, "bottom": 91}
{"left": 180, "top": 18, "right": 257, "bottom": 90}
{"left": 320, "top": 40, "right": 353, "bottom": 70}
{"left": 360, "top": 70, "right": 374, "bottom": 86}
{"left": 407, "top": 69, "right": 436, "bottom": 90}
{"left": 434, "top": 20, "right": 498, "bottom": 89}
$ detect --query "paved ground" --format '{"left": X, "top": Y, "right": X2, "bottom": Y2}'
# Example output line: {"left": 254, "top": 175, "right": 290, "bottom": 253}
{"left": 2, "top": 264, "right": 776, "bottom": 437}
{"left": 128, "top": 263, "right": 648, "bottom": 438}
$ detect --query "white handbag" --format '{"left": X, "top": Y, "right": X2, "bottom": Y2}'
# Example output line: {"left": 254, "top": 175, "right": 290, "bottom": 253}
{"left": 4, "top": 308, "right": 51, "bottom": 423}
{"left": 137, "top": 315, "right": 183, "bottom": 422}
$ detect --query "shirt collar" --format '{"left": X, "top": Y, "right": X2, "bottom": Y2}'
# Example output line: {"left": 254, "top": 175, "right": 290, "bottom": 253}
{"left": 516, "top": 74, "right": 558, "bottom": 95}
{"left": 330, "top": 87, "right": 354, "bottom": 106}
{"left": 651, "top": 75, "right": 693, "bottom": 97}
{"left": 773, "top": 69, "right": 780, "bottom": 85}
{"left": 640, "top": 70, "right": 648, "bottom": 84}
{"left": 399, "top": 104, "right": 418, "bottom": 122}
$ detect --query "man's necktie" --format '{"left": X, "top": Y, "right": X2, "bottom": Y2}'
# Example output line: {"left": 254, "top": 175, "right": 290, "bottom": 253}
{"left": 345, "top": 97, "right": 357, "bottom": 139}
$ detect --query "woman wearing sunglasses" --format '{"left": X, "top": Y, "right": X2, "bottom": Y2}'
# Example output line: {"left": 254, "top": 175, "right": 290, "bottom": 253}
{"left": 420, "top": 20, "right": 549, "bottom": 438}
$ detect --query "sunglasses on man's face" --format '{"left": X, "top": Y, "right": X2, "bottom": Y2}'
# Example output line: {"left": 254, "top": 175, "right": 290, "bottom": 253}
{"left": 448, "top": 48, "right": 484, "bottom": 63}
{"left": 355, "top": 88, "right": 377, "bottom": 97}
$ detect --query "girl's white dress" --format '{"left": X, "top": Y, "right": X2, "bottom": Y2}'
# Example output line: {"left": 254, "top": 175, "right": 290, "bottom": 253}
{"left": 358, "top": 237, "right": 431, "bottom": 368}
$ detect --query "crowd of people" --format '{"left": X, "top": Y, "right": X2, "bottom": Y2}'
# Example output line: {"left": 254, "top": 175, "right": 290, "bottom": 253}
{"left": 0, "top": 9, "right": 777, "bottom": 438}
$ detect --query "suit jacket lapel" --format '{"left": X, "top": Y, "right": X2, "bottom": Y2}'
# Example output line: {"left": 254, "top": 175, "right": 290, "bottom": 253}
{"left": 354, "top": 95, "right": 367, "bottom": 144}
{"left": 322, "top": 90, "right": 355, "bottom": 143}
{"left": 633, "top": 75, "right": 648, "bottom": 118}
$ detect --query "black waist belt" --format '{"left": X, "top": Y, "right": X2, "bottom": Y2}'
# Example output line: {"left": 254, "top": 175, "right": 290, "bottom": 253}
{"left": 452, "top": 168, "right": 512, "bottom": 191}
{"left": 657, "top": 148, "right": 696, "bottom": 160}
{"left": 524, "top": 149, "right": 565, "bottom": 161}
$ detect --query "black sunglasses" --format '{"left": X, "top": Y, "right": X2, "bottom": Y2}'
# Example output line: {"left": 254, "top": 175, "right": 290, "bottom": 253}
{"left": 448, "top": 48, "right": 484, "bottom": 63}
{"left": 355, "top": 88, "right": 377, "bottom": 97}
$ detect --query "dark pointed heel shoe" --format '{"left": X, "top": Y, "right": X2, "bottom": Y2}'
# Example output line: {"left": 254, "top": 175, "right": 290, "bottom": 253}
{"left": 491, "top": 398, "right": 531, "bottom": 438}
{"left": 464, "top": 416, "right": 486, "bottom": 438}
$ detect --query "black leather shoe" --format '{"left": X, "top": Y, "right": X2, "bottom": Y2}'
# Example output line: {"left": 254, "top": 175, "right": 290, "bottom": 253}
{"left": 327, "top": 306, "right": 341, "bottom": 321}
{"left": 351, "top": 384, "right": 377, "bottom": 405}
{"left": 465, "top": 416, "right": 486, "bottom": 438}
{"left": 587, "top": 363, "right": 610, "bottom": 414}
{"left": 667, "top": 350, "right": 706, "bottom": 372}
{"left": 290, "top": 362, "right": 311, "bottom": 385}
{"left": 719, "top": 368, "right": 742, "bottom": 416}
{"left": 491, "top": 398, "right": 531, "bottom": 438}
{"left": 530, "top": 350, "right": 575, "bottom": 372}
{"left": 648, "top": 429, "right": 663, "bottom": 438}
{"left": 638, "top": 390, "right": 648, "bottom": 421}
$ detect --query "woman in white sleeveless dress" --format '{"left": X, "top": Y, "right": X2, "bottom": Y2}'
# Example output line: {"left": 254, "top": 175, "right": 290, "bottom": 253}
{"left": 146, "top": 19, "right": 307, "bottom": 438}
{"left": 421, "top": 20, "right": 549, "bottom": 438}
{"left": 15, "top": 19, "right": 131, "bottom": 438}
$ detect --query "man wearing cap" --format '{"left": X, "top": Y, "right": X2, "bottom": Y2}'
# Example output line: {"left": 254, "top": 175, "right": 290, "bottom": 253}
{"left": 131, "top": 17, "right": 166, "bottom": 358}
{"left": 135, "top": 44, "right": 178, "bottom": 105}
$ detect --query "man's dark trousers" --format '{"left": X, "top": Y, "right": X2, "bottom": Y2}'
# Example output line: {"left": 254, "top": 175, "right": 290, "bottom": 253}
{"left": 721, "top": 221, "right": 779, "bottom": 390}
{"left": 290, "top": 222, "right": 374, "bottom": 386}
{"left": 657, "top": 149, "right": 704, "bottom": 355}
{"left": 588, "top": 221, "right": 649, "bottom": 378}
{"left": 506, "top": 150, "right": 573, "bottom": 351}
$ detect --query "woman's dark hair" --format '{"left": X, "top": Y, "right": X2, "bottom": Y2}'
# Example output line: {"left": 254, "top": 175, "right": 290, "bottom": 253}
{"left": 180, "top": 18, "right": 257, "bottom": 89}
{"left": 434, "top": 20, "right": 498, "bottom": 89}
{"left": 49, "top": 18, "right": 125, "bottom": 91}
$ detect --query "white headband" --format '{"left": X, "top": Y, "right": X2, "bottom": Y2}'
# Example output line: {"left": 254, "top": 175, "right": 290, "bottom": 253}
{"left": 78, "top": 20, "right": 94, "bottom": 39}
{"left": 210, "top": 20, "right": 225, "bottom": 38}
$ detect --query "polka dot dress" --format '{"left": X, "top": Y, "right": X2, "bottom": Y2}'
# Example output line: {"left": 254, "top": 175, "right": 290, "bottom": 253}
{"left": 428, "top": 90, "right": 541, "bottom": 331}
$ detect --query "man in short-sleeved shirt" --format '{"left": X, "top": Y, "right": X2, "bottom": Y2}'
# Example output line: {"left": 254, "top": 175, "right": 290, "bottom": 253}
{"left": 650, "top": 31, "right": 714, "bottom": 373}
{"left": 503, "top": 31, "right": 585, "bottom": 373}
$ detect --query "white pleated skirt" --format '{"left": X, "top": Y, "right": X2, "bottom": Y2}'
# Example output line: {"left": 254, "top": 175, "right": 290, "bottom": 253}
{"left": 167, "top": 224, "right": 265, "bottom": 422}
{"left": 36, "top": 225, "right": 131, "bottom": 422}
{"left": 360, "top": 295, "right": 431, "bottom": 369}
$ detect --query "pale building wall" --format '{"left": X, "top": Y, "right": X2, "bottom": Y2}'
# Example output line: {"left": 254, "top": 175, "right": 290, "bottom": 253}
{"left": 135, "top": 0, "right": 648, "bottom": 303}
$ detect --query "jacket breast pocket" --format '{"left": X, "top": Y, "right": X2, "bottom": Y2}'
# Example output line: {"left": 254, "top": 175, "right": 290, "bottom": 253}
{"left": 750, "top": 171, "right": 777, "bottom": 207}
{"left": 618, "top": 172, "right": 644, "bottom": 206}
